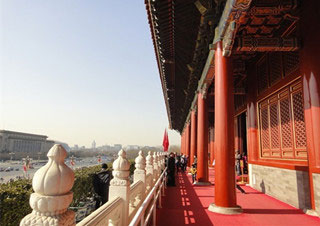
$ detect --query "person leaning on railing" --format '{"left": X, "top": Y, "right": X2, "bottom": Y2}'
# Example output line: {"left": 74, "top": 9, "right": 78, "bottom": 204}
{"left": 92, "top": 163, "right": 112, "bottom": 209}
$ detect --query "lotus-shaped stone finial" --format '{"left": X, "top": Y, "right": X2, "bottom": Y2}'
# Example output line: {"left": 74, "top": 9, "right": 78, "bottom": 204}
{"left": 113, "top": 149, "right": 130, "bottom": 172}
{"left": 135, "top": 151, "right": 146, "bottom": 170}
{"left": 146, "top": 151, "right": 153, "bottom": 166}
{"left": 32, "top": 144, "right": 74, "bottom": 196}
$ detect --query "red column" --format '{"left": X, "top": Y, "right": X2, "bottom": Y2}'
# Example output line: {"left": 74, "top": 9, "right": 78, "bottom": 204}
{"left": 183, "top": 129, "right": 187, "bottom": 155}
{"left": 186, "top": 122, "right": 191, "bottom": 166}
{"left": 180, "top": 131, "right": 184, "bottom": 154}
{"left": 247, "top": 101, "right": 259, "bottom": 162}
{"left": 190, "top": 110, "right": 197, "bottom": 165}
{"left": 300, "top": 0, "right": 320, "bottom": 210}
{"left": 196, "top": 92, "right": 210, "bottom": 184}
{"left": 247, "top": 64, "right": 259, "bottom": 163}
{"left": 234, "top": 118, "right": 240, "bottom": 154}
{"left": 209, "top": 127, "right": 215, "bottom": 166}
{"left": 209, "top": 41, "right": 241, "bottom": 214}
{"left": 182, "top": 130, "right": 186, "bottom": 155}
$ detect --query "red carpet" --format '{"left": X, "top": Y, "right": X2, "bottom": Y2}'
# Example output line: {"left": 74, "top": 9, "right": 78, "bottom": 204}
{"left": 157, "top": 168, "right": 320, "bottom": 226}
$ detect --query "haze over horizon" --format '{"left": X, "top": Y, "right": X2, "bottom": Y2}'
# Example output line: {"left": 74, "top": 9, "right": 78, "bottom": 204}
{"left": 0, "top": 1, "right": 181, "bottom": 147}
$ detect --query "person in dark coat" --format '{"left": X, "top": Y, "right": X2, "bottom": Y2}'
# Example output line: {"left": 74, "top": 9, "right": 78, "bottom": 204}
{"left": 167, "top": 152, "right": 176, "bottom": 186}
{"left": 92, "top": 163, "right": 112, "bottom": 209}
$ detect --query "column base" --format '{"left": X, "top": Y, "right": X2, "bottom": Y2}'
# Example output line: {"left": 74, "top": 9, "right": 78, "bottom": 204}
{"left": 208, "top": 203, "right": 243, "bottom": 215}
{"left": 304, "top": 209, "right": 319, "bottom": 217}
{"left": 193, "top": 181, "right": 211, "bottom": 186}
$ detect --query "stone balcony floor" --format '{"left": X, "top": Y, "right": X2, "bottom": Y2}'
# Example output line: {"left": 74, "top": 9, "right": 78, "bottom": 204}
{"left": 157, "top": 168, "right": 320, "bottom": 226}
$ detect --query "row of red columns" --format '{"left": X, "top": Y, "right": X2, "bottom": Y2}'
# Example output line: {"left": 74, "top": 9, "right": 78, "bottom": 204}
{"left": 179, "top": 41, "right": 239, "bottom": 212}
{"left": 180, "top": 120, "right": 191, "bottom": 160}
{"left": 190, "top": 110, "right": 197, "bottom": 167}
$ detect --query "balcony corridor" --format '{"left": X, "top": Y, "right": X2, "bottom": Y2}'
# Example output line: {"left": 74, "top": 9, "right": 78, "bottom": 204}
{"left": 157, "top": 168, "right": 320, "bottom": 226}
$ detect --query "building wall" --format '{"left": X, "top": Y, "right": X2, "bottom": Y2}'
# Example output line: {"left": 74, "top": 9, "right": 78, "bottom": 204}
{"left": 249, "top": 163, "right": 311, "bottom": 210}
{"left": 0, "top": 131, "right": 55, "bottom": 158}
{"left": 42, "top": 140, "right": 55, "bottom": 153}
{"left": 313, "top": 173, "right": 320, "bottom": 214}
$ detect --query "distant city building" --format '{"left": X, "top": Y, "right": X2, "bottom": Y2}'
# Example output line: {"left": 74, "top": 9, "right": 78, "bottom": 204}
{"left": 96, "top": 144, "right": 122, "bottom": 152}
{"left": 97, "top": 144, "right": 111, "bottom": 151}
{"left": 0, "top": 130, "right": 55, "bottom": 156}
{"left": 126, "top": 145, "right": 140, "bottom": 151}
{"left": 72, "top": 145, "right": 79, "bottom": 150}
{"left": 54, "top": 141, "right": 71, "bottom": 152}
{"left": 92, "top": 140, "right": 96, "bottom": 149}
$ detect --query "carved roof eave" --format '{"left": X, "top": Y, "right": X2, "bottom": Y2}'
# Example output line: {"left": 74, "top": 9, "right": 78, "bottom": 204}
{"left": 146, "top": 0, "right": 172, "bottom": 129}
{"left": 176, "top": 1, "right": 226, "bottom": 133}
{"left": 181, "top": 0, "right": 253, "bottom": 132}
{"left": 146, "top": 0, "right": 219, "bottom": 133}
{"left": 146, "top": 0, "right": 254, "bottom": 133}
{"left": 181, "top": 0, "right": 301, "bottom": 131}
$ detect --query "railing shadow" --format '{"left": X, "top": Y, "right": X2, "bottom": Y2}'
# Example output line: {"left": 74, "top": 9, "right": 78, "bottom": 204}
{"left": 157, "top": 172, "right": 213, "bottom": 225}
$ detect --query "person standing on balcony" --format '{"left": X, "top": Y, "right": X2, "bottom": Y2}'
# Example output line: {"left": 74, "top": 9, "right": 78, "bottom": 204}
{"left": 181, "top": 155, "right": 188, "bottom": 172}
{"left": 190, "top": 163, "right": 197, "bottom": 184}
{"left": 92, "top": 163, "right": 112, "bottom": 209}
{"left": 235, "top": 150, "right": 241, "bottom": 176}
{"left": 175, "top": 154, "right": 181, "bottom": 172}
{"left": 167, "top": 152, "right": 176, "bottom": 186}
{"left": 180, "top": 155, "right": 185, "bottom": 172}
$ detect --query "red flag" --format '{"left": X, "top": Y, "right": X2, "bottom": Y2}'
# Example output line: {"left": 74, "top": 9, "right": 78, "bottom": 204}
{"left": 162, "top": 129, "right": 169, "bottom": 152}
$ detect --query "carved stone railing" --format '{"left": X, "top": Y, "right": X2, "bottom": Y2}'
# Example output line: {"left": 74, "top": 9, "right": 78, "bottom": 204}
{"left": 20, "top": 146, "right": 167, "bottom": 226}
{"left": 146, "top": 151, "right": 154, "bottom": 187}
{"left": 129, "top": 167, "right": 167, "bottom": 226}
{"left": 145, "top": 174, "right": 152, "bottom": 193}
{"left": 77, "top": 197, "right": 124, "bottom": 226}
{"left": 153, "top": 152, "right": 159, "bottom": 181}
{"left": 129, "top": 181, "right": 144, "bottom": 221}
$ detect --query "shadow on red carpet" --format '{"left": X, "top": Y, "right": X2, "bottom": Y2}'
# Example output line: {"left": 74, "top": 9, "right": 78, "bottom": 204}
{"left": 156, "top": 168, "right": 320, "bottom": 226}
{"left": 157, "top": 172, "right": 213, "bottom": 225}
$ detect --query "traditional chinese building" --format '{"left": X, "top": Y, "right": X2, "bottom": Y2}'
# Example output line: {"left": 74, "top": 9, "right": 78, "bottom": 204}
{"left": 146, "top": 0, "right": 320, "bottom": 215}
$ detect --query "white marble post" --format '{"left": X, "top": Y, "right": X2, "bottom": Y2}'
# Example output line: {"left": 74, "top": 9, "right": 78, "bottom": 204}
{"left": 161, "top": 153, "right": 165, "bottom": 170}
{"left": 20, "top": 144, "right": 75, "bottom": 226}
{"left": 159, "top": 153, "right": 163, "bottom": 168}
{"left": 109, "top": 149, "right": 130, "bottom": 226}
{"left": 146, "top": 151, "right": 154, "bottom": 187}
{"left": 133, "top": 151, "right": 146, "bottom": 199}
{"left": 157, "top": 152, "right": 162, "bottom": 172}
{"left": 153, "top": 152, "right": 159, "bottom": 180}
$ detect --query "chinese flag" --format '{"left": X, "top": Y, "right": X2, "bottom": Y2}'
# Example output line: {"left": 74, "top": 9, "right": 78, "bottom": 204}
{"left": 162, "top": 129, "right": 169, "bottom": 152}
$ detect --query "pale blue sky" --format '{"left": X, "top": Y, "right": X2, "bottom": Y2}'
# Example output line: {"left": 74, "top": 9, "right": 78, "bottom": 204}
{"left": 0, "top": 0, "right": 181, "bottom": 147}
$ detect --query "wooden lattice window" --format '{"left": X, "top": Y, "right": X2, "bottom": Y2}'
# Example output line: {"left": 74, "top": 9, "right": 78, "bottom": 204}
{"left": 283, "top": 52, "right": 299, "bottom": 77}
{"left": 257, "top": 55, "right": 268, "bottom": 94}
{"left": 269, "top": 52, "right": 283, "bottom": 85}
{"left": 257, "top": 51, "right": 299, "bottom": 94}
{"left": 258, "top": 80, "right": 307, "bottom": 160}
